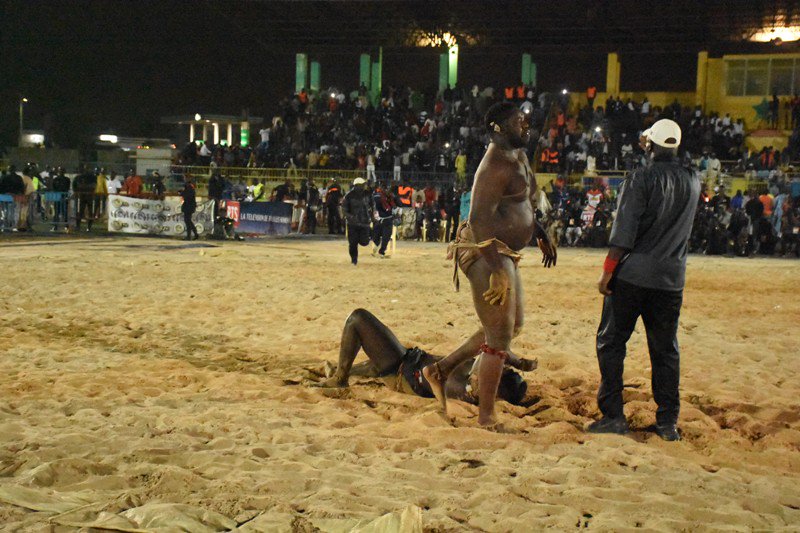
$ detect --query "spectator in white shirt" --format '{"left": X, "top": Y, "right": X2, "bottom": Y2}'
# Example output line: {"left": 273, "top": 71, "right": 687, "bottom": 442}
{"left": 106, "top": 171, "right": 123, "bottom": 194}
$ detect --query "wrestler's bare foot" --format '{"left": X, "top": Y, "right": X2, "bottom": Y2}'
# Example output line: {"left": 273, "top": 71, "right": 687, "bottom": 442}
{"left": 437, "top": 411, "right": 457, "bottom": 426}
{"left": 481, "top": 422, "right": 512, "bottom": 433}
{"left": 313, "top": 375, "right": 349, "bottom": 388}
{"left": 478, "top": 413, "right": 504, "bottom": 431}
{"left": 422, "top": 362, "right": 448, "bottom": 417}
{"left": 506, "top": 350, "right": 538, "bottom": 372}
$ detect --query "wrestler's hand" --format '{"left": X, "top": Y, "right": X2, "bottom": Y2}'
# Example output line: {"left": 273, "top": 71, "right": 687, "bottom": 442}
{"left": 484, "top": 270, "right": 511, "bottom": 306}
{"left": 598, "top": 270, "right": 613, "bottom": 296}
{"left": 536, "top": 227, "right": 557, "bottom": 268}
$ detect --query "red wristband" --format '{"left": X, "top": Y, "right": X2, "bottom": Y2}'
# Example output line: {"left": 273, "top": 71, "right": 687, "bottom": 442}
{"left": 603, "top": 256, "right": 619, "bottom": 273}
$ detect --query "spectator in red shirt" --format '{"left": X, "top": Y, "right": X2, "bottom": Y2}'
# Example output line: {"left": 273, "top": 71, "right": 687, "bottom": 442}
{"left": 123, "top": 171, "right": 143, "bottom": 197}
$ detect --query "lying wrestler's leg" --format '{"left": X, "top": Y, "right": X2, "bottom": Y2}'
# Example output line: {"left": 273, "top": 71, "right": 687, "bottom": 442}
{"left": 321, "top": 308, "right": 407, "bottom": 387}
{"left": 505, "top": 270, "right": 537, "bottom": 372}
{"left": 422, "top": 327, "right": 484, "bottom": 417}
{"left": 469, "top": 258, "right": 517, "bottom": 427}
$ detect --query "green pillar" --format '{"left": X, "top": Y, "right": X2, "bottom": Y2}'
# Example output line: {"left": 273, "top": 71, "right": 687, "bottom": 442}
{"left": 295, "top": 53, "right": 308, "bottom": 93}
{"left": 370, "top": 47, "right": 382, "bottom": 106}
{"left": 360, "top": 54, "right": 371, "bottom": 90}
{"left": 240, "top": 121, "right": 250, "bottom": 146}
{"left": 448, "top": 45, "right": 458, "bottom": 89}
{"left": 310, "top": 61, "right": 321, "bottom": 93}
{"left": 521, "top": 53, "right": 532, "bottom": 85}
{"left": 439, "top": 53, "right": 448, "bottom": 93}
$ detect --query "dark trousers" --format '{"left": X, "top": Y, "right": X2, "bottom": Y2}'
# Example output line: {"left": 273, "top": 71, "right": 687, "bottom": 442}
{"left": 183, "top": 211, "right": 198, "bottom": 239}
{"left": 76, "top": 195, "right": 94, "bottom": 229}
{"left": 328, "top": 206, "right": 342, "bottom": 234}
{"left": 347, "top": 224, "right": 370, "bottom": 263}
{"left": 596, "top": 279, "right": 683, "bottom": 426}
{"left": 372, "top": 217, "right": 393, "bottom": 254}
{"left": 306, "top": 206, "right": 318, "bottom": 234}
{"left": 444, "top": 212, "right": 459, "bottom": 241}
{"left": 53, "top": 199, "right": 68, "bottom": 227}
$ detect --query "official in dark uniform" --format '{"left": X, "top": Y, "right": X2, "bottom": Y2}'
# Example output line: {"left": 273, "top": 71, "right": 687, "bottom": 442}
{"left": 371, "top": 182, "right": 395, "bottom": 257}
{"left": 180, "top": 176, "right": 200, "bottom": 241}
{"left": 589, "top": 119, "right": 700, "bottom": 441}
{"left": 342, "top": 177, "right": 373, "bottom": 265}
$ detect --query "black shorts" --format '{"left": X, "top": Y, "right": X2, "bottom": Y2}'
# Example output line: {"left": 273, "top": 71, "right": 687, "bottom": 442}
{"left": 398, "top": 347, "right": 434, "bottom": 398}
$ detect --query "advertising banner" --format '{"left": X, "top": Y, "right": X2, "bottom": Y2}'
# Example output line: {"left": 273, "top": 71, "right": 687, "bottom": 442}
{"left": 107, "top": 194, "right": 214, "bottom": 236}
{"left": 225, "top": 200, "right": 292, "bottom": 235}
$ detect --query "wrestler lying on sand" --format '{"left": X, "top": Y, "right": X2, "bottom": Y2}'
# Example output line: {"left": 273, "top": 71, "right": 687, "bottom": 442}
{"left": 315, "top": 309, "right": 534, "bottom": 407}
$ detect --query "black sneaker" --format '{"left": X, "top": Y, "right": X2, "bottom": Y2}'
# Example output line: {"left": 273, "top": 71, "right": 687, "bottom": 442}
{"left": 654, "top": 424, "right": 681, "bottom": 441}
{"left": 586, "top": 416, "right": 629, "bottom": 434}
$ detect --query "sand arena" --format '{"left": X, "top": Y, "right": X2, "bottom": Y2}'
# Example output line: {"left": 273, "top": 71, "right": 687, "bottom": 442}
{"left": 0, "top": 237, "right": 798, "bottom": 531}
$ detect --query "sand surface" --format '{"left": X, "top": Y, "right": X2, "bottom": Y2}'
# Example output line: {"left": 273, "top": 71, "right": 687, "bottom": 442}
{"left": 0, "top": 237, "right": 798, "bottom": 532}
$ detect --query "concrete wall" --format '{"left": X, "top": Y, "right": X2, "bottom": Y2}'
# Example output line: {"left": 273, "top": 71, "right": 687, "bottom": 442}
{"left": 698, "top": 52, "right": 800, "bottom": 131}
{"left": 7, "top": 147, "right": 80, "bottom": 170}
{"left": 135, "top": 148, "right": 173, "bottom": 176}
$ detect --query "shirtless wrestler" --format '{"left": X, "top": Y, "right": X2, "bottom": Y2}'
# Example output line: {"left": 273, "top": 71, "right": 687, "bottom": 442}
{"left": 423, "top": 102, "right": 557, "bottom": 428}
{"left": 315, "top": 309, "right": 529, "bottom": 407}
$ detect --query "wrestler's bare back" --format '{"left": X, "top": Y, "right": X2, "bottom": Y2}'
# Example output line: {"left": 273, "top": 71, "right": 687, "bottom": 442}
{"left": 472, "top": 144, "right": 537, "bottom": 251}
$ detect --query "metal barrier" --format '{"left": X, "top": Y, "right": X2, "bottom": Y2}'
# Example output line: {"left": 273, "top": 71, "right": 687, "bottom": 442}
{"left": 42, "top": 192, "right": 70, "bottom": 229}
{"left": 169, "top": 166, "right": 464, "bottom": 192}
{"left": 0, "top": 194, "right": 17, "bottom": 232}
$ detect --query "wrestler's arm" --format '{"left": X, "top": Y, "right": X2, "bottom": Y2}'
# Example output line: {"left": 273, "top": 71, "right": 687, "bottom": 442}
{"left": 524, "top": 152, "right": 557, "bottom": 267}
{"left": 469, "top": 153, "right": 513, "bottom": 305}
{"left": 598, "top": 172, "right": 644, "bottom": 295}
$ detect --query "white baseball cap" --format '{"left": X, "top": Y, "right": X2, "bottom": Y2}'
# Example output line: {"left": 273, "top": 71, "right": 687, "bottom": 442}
{"left": 648, "top": 119, "right": 681, "bottom": 148}
{"left": 352, "top": 177, "right": 366, "bottom": 185}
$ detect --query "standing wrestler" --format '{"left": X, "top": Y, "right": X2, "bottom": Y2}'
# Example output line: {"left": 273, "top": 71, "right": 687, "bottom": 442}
{"left": 423, "top": 102, "right": 557, "bottom": 428}
{"left": 589, "top": 119, "right": 699, "bottom": 441}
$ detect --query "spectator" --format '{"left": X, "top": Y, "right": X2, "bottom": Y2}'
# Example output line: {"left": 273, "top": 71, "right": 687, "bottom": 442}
{"left": 325, "top": 179, "right": 344, "bottom": 234}
{"left": 73, "top": 167, "right": 96, "bottom": 232}
{"left": 51, "top": 168, "right": 70, "bottom": 231}
{"left": 106, "top": 171, "right": 123, "bottom": 195}
{"left": 123, "top": 171, "right": 143, "bottom": 197}
{"left": 179, "top": 176, "right": 200, "bottom": 241}
{"left": 95, "top": 168, "right": 109, "bottom": 216}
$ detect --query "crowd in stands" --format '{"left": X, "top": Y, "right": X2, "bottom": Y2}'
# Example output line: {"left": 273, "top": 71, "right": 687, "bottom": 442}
{"left": 172, "top": 83, "right": 775, "bottom": 180}
{"left": 5, "top": 79, "right": 800, "bottom": 257}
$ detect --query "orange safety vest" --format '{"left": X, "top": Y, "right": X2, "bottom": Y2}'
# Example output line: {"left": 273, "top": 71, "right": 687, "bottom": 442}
{"left": 504, "top": 86, "right": 514, "bottom": 100}
{"left": 397, "top": 186, "right": 413, "bottom": 206}
{"left": 548, "top": 149, "right": 560, "bottom": 165}
{"left": 587, "top": 86, "right": 597, "bottom": 99}
{"left": 516, "top": 85, "right": 525, "bottom": 99}
{"left": 540, "top": 148, "right": 551, "bottom": 163}
{"left": 299, "top": 91, "right": 308, "bottom": 104}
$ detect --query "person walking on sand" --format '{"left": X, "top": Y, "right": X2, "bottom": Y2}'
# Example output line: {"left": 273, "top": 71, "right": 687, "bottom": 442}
{"left": 589, "top": 119, "right": 700, "bottom": 442}
{"left": 180, "top": 176, "right": 200, "bottom": 241}
{"left": 342, "top": 177, "right": 373, "bottom": 265}
{"left": 422, "top": 102, "right": 557, "bottom": 429}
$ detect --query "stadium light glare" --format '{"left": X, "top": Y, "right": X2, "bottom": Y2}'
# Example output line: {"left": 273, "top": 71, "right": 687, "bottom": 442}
{"left": 750, "top": 25, "right": 800, "bottom": 43}
{"left": 562, "top": 89, "right": 568, "bottom": 94}
{"left": 595, "top": 126, "right": 602, "bottom": 133}
{"left": 99, "top": 134, "right": 118, "bottom": 143}
{"left": 194, "top": 113, "right": 202, "bottom": 121}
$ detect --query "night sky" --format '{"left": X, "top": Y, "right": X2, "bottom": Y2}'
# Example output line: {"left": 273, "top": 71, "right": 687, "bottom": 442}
{"left": 1, "top": 0, "right": 796, "bottom": 149}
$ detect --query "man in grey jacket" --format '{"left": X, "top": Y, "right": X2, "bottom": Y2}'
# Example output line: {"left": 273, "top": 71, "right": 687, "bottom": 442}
{"left": 589, "top": 119, "right": 700, "bottom": 442}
